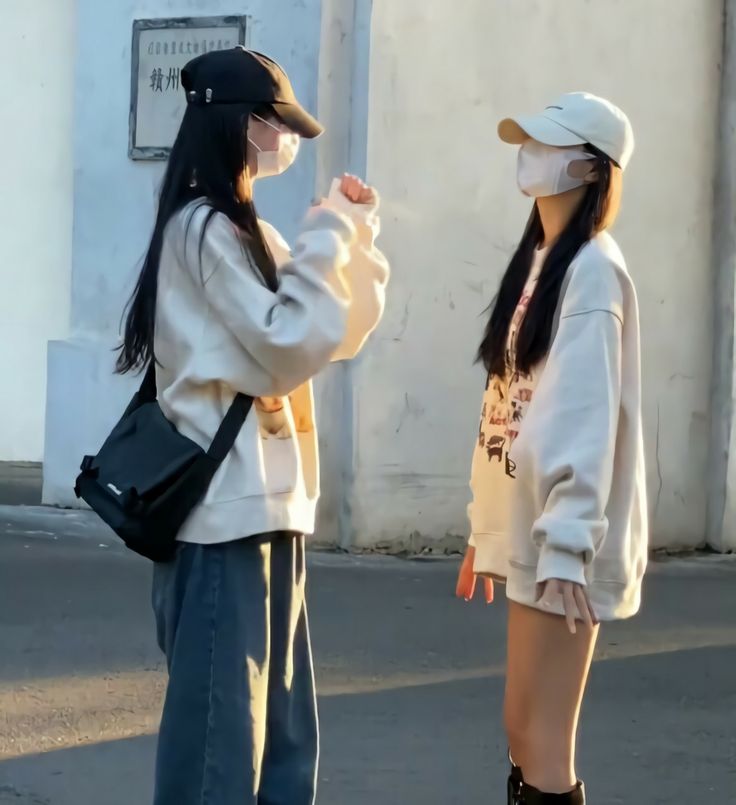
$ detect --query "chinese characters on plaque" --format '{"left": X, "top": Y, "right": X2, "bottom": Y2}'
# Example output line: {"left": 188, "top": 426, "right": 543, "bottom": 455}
{"left": 129, "top": 17, "right": 247, "bottom": 160}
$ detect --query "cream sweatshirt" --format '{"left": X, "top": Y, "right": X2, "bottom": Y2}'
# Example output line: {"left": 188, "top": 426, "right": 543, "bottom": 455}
{"left": 469, "top": 233, "right": 648, "bottom": 621}
{"left": 153, "top": 181, "right": 389, "bottom": 544}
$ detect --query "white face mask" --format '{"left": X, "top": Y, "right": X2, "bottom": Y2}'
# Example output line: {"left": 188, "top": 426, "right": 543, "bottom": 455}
{"left": 516, "top": 141, "right": 594, "bottom": 198}
{"left": 248, "top": 114, "right": 300, "bottom": 179}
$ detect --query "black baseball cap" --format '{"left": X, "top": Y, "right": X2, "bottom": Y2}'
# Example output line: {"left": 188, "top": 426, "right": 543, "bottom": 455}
{"left": 181, "top": 47, "right": 324, "bottom": 139}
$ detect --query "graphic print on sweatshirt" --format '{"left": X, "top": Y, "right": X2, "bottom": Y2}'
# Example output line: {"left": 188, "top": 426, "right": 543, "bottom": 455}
{"left": 476, "top": 251, "right": 544, "bottom": 479}
{"left": 477, "top": 369, "right": 535, "bottom": 478}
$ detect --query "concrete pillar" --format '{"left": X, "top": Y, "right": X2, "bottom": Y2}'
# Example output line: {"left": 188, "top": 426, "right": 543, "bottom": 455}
{"left": 0, "top": 0, "right": 74, "bottom": 462}
{"left": 707, "top": 0, "right": 736, "bottom": 551}
{"left": 313, "top": 0, "right": 373, "bottom": 548}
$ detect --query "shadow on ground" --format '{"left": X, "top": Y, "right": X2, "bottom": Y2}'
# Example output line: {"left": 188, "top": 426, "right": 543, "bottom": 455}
{"left": 1, "top": 521, "right": 735, "bottom": 804}
{"left": 2, "top": 644, "right": 735, "bottom": 805}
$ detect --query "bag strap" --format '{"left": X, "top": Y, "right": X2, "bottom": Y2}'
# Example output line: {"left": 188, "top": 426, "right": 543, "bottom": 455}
{"left": 120, "top": 362, "right": 157, "bottom": 417}
{"left": 139, "top": 361, "right": 157, "bottom": 402}
{"left": 207, "top": 393, "right": 254, "bottom": 461}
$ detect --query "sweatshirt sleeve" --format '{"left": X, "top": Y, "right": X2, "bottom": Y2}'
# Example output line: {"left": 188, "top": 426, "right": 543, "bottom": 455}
{"left": 319, "top": 179, "right": 391, "bottom": 361}
{"left": 525, "top": 259, "right": 625, "bottom": 587}
{"left": 181, "top": 203, "right": 355, "bottom": 396}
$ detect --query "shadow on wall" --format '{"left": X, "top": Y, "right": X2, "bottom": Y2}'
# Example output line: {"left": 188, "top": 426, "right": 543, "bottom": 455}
{"left": 0, "top": 463, "right": 42, "bottom": 506}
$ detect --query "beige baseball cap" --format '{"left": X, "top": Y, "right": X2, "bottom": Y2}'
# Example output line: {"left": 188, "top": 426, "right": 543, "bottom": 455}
{"left": 498, "top": 92, "right": 634, "bottom": 170}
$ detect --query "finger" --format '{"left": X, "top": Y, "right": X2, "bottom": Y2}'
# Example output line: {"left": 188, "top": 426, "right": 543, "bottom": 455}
{"left": 484, "top": 577, "right": 494, "bottom": 604}
{"left": 582, "top": 587, "right": 599, "bottom": 626}
{"left": 342, "top": 176, "right": 360, "bottom": 198}
{"left": 562, "top": 584, "right": 577, "bottom": 634}
{"left": 573, "top": 585, "right": 594, "bottom": 629}
{"left": 454, "top": 563, "right": 466, "bottom": 598}
{"left": 455, "top": 565, "right": 470, "bottom": 598}
{"left": 455, "top": 562, "right": 475, "bottom": 600}
{"left": 536, "top": 577, "right": 559, "bottom": 604}
{"left": 574, "top": 585, "right": 594, "bottom": 629}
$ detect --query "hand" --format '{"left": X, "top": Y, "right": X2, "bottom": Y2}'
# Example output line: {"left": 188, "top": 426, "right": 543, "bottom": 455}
{"left": 536, "top": 579, "right": 598, "bottom": 634}
{"left": 339, "top": 173, "right": 377, "bottom": 206}
{"left": 455, "top": 546, "right": 494, "bottom": 604}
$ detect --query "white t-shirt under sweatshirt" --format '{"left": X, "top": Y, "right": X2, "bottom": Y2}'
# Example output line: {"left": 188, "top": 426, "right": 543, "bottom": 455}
{"left": 468, "top": 233, "right": 648, "bottom": 621}
{"left": 153, "top": 181, "right": 389, "bottom": 545}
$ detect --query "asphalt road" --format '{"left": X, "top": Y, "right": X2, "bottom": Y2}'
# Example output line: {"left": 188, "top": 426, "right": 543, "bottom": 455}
{"left": 1, "top": 506, "right": 735, "bottom": 804}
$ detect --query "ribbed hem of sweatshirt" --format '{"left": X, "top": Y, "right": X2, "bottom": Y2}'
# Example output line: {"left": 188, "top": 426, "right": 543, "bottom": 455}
{"left": 506, "top": 563, "right": 642, "bottom": 622}
{"left": 536, "top": 545, "right": 588, "bottom": 586}
{"left": 176, "top": 492, "right": 318, "bottom": 545}
{"left": 471, "top": 532, "right": 510, "bottom": 579}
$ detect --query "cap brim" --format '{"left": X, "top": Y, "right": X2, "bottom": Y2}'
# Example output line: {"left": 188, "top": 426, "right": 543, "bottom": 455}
{"left": 273, "top": 102, "right": 324, "bottom": 139}
{"left": 498, "top": 115, "right": 586, "bottom": 148}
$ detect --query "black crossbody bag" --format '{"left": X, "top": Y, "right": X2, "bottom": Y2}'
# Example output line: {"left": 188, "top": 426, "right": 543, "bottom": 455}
{"left": 74, "top": 363, "right": 253, "bottom": 562}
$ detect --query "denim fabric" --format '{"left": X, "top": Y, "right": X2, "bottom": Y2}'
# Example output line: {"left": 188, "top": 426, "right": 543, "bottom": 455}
{"left": 152, "top": 533, "right": 318, "bottom": 805}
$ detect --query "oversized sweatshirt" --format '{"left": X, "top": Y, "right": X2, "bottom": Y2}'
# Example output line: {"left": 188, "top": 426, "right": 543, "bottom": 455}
{"left": 153, "top": 180, "right": 389, "bottom": 544}
{"left": 468, "top": 232, "right": 648, "bottom": 621}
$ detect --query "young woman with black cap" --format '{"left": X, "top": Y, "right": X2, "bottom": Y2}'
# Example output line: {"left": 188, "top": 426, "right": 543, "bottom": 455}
{"left": 457, "top": 93, "right": 647, "bottom": 804}
{"left": 116, "top": 47, "right": 389, "bottom": 805}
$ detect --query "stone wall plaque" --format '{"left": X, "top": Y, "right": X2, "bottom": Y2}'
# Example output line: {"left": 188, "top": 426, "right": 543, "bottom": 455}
{"left": 129, "top": 15, "right": 247, "bottom": 160}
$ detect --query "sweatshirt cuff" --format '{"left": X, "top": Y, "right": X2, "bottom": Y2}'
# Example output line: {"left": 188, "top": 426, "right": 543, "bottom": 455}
{"left": 322, "top": 178, "right": 380, "bottom": 222}
{"left": 302, "top": 205, "right": 357, "bottom": 246}
{"left": 536, "top": 546, "right": 587, "bottom": 586}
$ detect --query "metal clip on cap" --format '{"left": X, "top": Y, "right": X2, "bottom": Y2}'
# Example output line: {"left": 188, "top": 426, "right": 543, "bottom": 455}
{"left": 205, "top": 88, "right": 213, "bottom": 104}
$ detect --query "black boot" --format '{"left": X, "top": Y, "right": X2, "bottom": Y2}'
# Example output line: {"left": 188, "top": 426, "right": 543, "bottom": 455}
{"left": 519, "top": 781, "right": 585, "bottom": 804}
{"left": 507, "top": 753, "right": 524, "bottom": 804}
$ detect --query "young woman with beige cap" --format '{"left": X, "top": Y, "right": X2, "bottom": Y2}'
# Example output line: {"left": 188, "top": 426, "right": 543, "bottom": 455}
{"left": 457, "top": 92, "right": 647, "bottom": 804}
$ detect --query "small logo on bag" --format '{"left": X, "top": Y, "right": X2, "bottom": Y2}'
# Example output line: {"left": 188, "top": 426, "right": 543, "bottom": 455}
{"left": 107, "top": 483, "right": 123, "bottom": 496}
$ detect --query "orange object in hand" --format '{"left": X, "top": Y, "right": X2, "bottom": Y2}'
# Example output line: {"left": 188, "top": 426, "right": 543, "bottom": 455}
{"left": 455, "top": 545, "right": 494, "bottom": 604}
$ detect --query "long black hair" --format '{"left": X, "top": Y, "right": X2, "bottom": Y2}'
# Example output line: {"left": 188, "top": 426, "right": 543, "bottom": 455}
{"left": 477, "top": 145, "right": 616, "bottom": 378}
{"left": 116, "top": 101, "right": 279, "bottom": 374}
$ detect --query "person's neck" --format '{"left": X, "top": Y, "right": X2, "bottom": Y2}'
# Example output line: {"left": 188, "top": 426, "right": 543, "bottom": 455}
{"left": 535, "top": 186, "right": 586, "bottom": 248}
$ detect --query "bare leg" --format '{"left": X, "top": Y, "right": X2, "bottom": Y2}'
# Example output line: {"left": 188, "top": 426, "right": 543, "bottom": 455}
{"left": 504, "top": 600, "right": 598, "bottom": 794}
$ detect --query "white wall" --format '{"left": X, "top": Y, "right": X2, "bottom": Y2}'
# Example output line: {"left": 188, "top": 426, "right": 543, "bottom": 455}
{"left": 352, "top": 0, "right": 721, "bottom": 551}
{"left": 40, "top": 0, "right": 726, "bottom": 553}
{"left": 43, "top": 0, "right": 325, "bottom": 505}
{"left": 0, "top": 1, "right": 75, "bottom": 461}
